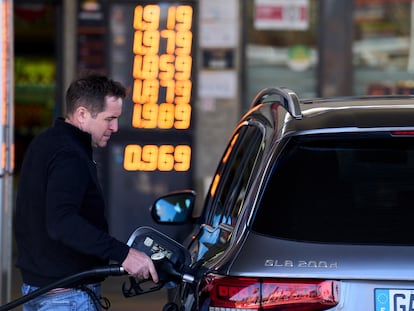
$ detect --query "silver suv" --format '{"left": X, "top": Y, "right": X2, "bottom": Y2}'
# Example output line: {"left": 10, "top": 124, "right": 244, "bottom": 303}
{"left": 151, "top": 87, "right": 414, "bottom": 311}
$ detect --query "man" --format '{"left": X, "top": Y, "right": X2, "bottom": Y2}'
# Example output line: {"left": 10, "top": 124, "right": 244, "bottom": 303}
{"left": 14, "top": 73, "right": 158, "bottom": 310}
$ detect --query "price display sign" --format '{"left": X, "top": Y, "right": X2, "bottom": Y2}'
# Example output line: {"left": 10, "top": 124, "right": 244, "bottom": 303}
{"left": 131, "top": 4, "right": 193, "bottom": 129}
{"left": 104, "top": 1, "right": 196, "bottom": 241}
{"left": 126, "top": 3, "right": 194, "bottom": 173}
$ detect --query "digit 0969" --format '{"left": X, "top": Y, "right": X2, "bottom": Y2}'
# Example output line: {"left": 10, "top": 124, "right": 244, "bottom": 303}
{"left": 123, "top": 144, "right": 191, "bottom": 171}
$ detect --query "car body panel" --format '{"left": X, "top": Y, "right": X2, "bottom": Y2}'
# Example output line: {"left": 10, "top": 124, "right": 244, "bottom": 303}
{"left": 151, "top": 89, "right": 414, "bottom": 310}
{"left": 229, "top": 232, "right": 414, "bottom": 281}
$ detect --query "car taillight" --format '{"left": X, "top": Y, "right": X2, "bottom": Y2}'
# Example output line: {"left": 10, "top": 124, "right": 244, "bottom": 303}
{"left": 391, "top": 131, "right": 414, "bottom": 136}
{"left": 200, "top": 274, "right": 339, "bottom": 311}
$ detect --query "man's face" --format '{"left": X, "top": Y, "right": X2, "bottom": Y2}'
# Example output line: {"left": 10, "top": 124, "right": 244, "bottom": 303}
{"left": 83, "top": 95, "right": 123, "bottom": 148}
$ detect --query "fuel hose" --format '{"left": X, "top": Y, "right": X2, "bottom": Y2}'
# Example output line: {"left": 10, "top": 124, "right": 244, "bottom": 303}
{"left": 0, "top": 265, "right": 125, "bottom": 311}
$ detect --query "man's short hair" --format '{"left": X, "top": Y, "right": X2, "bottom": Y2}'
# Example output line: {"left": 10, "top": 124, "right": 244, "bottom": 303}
{"left": 65, "top": 73, "right": 127, "bottom": 117}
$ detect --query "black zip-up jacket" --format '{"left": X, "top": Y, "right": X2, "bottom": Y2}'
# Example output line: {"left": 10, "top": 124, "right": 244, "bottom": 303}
{"left": 14, "top": 118, "right": 130, "bottom": 287}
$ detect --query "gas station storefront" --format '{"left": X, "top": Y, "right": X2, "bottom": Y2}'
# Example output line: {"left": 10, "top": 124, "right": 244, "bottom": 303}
{"left": 3, "top": 0, "right": 414, "bottom": 304}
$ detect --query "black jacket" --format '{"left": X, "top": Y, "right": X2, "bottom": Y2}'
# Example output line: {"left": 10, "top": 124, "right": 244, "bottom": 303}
{"left": 14, "top": 118, "right": 129, "bottom": 287}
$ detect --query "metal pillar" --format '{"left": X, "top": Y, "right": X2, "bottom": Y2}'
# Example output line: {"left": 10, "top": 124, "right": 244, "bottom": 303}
{"left": 0, "top": 0, "right": 14, "bottom": 304}
{"left": 317, "top": 0, "right": 354, "bottom": 97}
{"left": 62, "top": 0, "right": 77, "bottom": 114}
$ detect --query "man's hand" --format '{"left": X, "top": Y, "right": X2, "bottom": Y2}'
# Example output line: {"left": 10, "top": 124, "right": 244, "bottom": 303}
{"left": 121, "top": 248, "right": 159, "bottom": 283}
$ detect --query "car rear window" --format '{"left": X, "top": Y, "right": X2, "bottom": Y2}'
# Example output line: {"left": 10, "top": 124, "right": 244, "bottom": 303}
{"left": 252, "top": 134, "right": 414, "bottom": 244}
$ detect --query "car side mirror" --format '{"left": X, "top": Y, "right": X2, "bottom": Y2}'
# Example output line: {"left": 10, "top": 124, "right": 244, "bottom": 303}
{"left": 151, "top": 190, "right": 196, "bottom": 224}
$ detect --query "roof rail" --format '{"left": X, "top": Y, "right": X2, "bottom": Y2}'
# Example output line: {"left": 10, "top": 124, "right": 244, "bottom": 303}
{"left": 250, "top": 86, "right": 303, "bottom": 120}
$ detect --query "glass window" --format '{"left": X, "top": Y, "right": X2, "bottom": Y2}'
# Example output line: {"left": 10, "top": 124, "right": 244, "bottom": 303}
{"left": 245, "top": 0, "right": 319, "bottom": 109}
{"left": 14, "top": 3, "right": 58, "bottom": 173}
{"left": 245, "top": 0, "right": 414, "bottom": 100}
{"left": 207, "top": 124, "right": 263, "bottom": 228}
{"left": 193, "top": 125, "right": 263, "bottom": 262}
{"left": 353, "top": 1, "right": 414, "bottom": 95}
{"left": 253, "top": 134, "right": 414, "bottom": 244}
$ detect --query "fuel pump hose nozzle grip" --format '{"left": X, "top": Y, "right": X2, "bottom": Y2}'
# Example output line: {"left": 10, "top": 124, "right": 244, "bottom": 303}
{"left": 151, "top": 252, "right": 194, "bottom": 284}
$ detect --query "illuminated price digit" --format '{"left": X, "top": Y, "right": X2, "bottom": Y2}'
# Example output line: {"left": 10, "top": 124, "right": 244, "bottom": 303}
{"left": 174, "top": 103, "right": 191, "bottom": 129}
{"left": 131, "top": 103, "right": 143, "bottom": 128}
{"left": 166, "top": 6, "right": 176, "bottom": 30}
{"left": 141, "top": 145, "right": 158, "bottom": 171}
{"left": 141, "top": 103, "right": 159, "bottom": 128}
{"left": 176, "top": 6, "right": 193, "bottom": 31}
{"left": 123, "top": 144, "right": 142, "bottom": 171}
{"left": 160, "top": 29, "right": 175, "bottom": 55}
{"left": 134, "top": 5, "right": 160, "bottom": 31}
{"left": 133, "top": 31, "right": 160, "bottom": 55}
{"left": 175, "top": 55, "right": 192, "bottom": 80}
{"left": 159, "top": 54, "right": 175, "bottom": 80}
{"left": 158, "top": 145, "right": 175, "bottom": 171}
{"left": 175, "top": 31, "right": 192, "bottom": 56}
{"left": 133, "top": 55, "right": 159, "bottom": 80}
{"left": 174, "top": 145, "right": 191, "bottom": 171}
{"left": 160, "top": 79, "right": 175, "bottom": 104}
{"left": 132, "top": 103, "right": 157, "bottom": 128}
{"left": 175, "top": 80, "right": 192, "bottom": 105}
{"left": 158, "top": 103, "right": 175, "bottom": 129}
{"left": 132, "top": 80, "right": 159, "bottom": 105}
{"left": 133, "top": 6, "right": 144, "bottom": 29}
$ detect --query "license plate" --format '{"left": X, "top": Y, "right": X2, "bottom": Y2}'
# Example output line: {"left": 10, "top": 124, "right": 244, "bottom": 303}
{"left": 375, "top": 289, "right": 414, "bottom": 311}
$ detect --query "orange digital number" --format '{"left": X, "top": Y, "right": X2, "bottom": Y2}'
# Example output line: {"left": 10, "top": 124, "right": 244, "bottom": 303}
{"left": 158, "top": 145, "right": 175, "bottom": 171}
{"left": 142, "top": 103, "right": 159, "bottom": 129}
{"left": 123, "top": 144, "right": 158, "bottom": 171}
{"left": 123, "top": 144, "right": 141, "bottom": 171}
{"left": 123, "top": 144, "right": 191, "bottom": 171}
{"left": 133, "top": 102, "right": 190, "bottom": 130}
{"left": 175, "top": 55, "right": 192, "bottom": 80}
{"left": 141, "top": 145, "right": 158, "bottom": 171}
{"left": 175, "top": 31, "right": 192, "bottom": 56}
{"left": 159, "top": 54, "right": 175, "bottom": 81}
{"left": 133, "top": 5, "right": 160, "bottom": 31}
{"left": 160, "top": 79, "right": 175, "bottom": 104}
{"left": 175, "top": 6, "right": 193, "bottom": 31}
{"left": 174, "top": 104, "right": 191, "bottom": 129}
{"left": 133, "top": 55, "right": 159, "bottom": 80}
{"left": 132, "top": 103, "right": 158, "bottom": 129}
{"left": 160, "top": 29, "right": 175, "bottom": 55}
{"left": 133, "top": 31, "right": 160, "bottom": 55}
{"left": 174, "top": 145, "right": 191, "bottom": 171}
{"left": 175, "top": 80, "right": 192, "bottom": 105}
{"left": 166, "top": 6, "right": 176, "bottom": 30}
{"left": 166, "top": 6, "right": 192, "bottom": 31}
{"left": 132, "top": 80, "right": 159, "bottom": 105}
{"left": 158, "top": 103, "right": 175, "bottom": 129}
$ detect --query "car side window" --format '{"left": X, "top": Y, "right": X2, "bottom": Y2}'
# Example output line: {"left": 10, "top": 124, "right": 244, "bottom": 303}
{"left": 191, "top": 124, "right": 263, "bottom": 263}
{"left": 207, "top": 124, "right": 263, "bottom": 230}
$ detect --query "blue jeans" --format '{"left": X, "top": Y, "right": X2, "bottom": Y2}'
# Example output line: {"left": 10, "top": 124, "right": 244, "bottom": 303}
{"left": 21, "top": 283, "right": 103, "bottom": 311}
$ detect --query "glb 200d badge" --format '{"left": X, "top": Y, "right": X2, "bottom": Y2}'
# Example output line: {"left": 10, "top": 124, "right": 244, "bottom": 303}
{"left": 265, "top": 259, "right": 338, "bottom": 269}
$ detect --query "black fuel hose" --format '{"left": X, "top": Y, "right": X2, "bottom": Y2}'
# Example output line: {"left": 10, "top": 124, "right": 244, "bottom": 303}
{"left": 0, "top": 265, "right": 125, "bottom": 311}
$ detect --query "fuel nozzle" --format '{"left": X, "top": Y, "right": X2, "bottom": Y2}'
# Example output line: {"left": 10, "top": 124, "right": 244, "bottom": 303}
{"left": 151, "top": 252, "right": 194, "bottom": 284}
